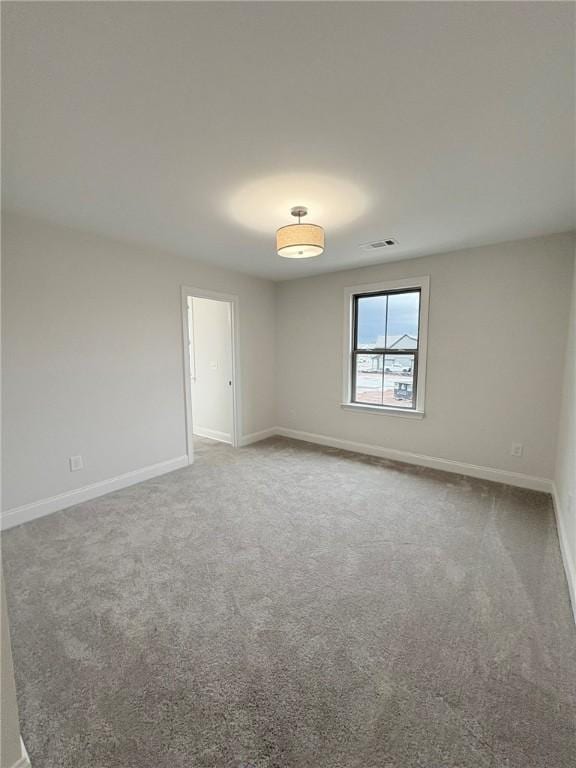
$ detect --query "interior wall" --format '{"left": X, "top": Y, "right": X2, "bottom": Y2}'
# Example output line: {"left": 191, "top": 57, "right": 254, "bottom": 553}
{"left": 2, "top": 212, "right": 276, "bottom": 512}
{"left": 190, "top": 297, "right": 233, "bottom": 443}
{"left": 3, "top": 213, "right": 574, "bottom": 520}
{"left": 276, "top": 233, "right": 575, "bottom": 480}
{"left": 555, "top": 248, "right": 576, "bottom": 613}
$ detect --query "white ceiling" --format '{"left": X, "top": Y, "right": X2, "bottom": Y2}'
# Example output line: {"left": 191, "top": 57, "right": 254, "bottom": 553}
{"left": 2, "top": 1, "right": 574, "bottom": 280}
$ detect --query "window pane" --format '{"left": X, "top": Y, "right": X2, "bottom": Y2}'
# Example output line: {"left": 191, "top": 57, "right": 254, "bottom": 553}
{"left": 386, "top": 291, "right": 420, "bottom": 349}
{"left": 354, "top": 354, "right": 383, "bottom": 405}
{"left": 383, "top": 354, "right": 415, "bottom": 408}
{"left": 356, "top": 295, "right": 387, "bottom": 349}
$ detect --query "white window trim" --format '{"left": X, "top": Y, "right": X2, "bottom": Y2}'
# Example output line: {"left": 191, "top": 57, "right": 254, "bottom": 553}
{"left": 341, "top": 275, "right": 430, "bottom": 418}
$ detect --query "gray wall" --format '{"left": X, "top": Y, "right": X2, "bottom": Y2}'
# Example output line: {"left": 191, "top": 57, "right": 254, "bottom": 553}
{"left": 276, "top": 233, "right": 575, "bottom": 479}
{"left": 2, "top": 212, "right": 276, "bottom": 512}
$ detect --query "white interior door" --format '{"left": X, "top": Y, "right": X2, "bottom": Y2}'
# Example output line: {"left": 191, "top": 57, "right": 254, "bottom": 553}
{"left": 188, "top": 297, "right": 234, "bottom": 444}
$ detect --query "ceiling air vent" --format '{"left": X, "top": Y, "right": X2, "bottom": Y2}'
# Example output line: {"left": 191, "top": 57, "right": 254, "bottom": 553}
{"left": 360, "top": 238, "right": 398, "bottom": 251}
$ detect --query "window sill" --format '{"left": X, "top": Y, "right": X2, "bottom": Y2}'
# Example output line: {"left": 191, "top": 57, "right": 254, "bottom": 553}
{"left": 341, "top": 402, "right": 425, "bottom": 419}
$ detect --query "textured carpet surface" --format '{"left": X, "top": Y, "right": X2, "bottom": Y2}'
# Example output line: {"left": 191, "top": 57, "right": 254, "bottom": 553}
{"left": 3, "top": 436, "right": 576, "bottom": 768}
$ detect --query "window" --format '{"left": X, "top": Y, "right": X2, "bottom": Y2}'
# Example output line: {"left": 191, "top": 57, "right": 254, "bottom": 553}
{"left": 343, "top": 277, "right": 429, "bottom": 416}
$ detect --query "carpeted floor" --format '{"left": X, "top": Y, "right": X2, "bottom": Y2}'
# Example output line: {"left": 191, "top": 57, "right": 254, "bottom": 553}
{"left": 3, "top": 437, "right": 576, "bottom": 768}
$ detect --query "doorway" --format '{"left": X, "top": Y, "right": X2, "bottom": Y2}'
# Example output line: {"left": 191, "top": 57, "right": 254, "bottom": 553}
{"left": 182, "top": 288, "right": 240, "bottom": 463}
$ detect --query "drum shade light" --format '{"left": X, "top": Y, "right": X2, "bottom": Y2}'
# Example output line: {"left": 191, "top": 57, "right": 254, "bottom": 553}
{"left": 276, "top": 206, "right": 324, "bottom": 258}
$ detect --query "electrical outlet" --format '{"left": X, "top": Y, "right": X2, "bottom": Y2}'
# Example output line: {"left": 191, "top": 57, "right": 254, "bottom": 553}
{"left": 511, "top": 443, "right": 523, "bottom": 458}
{"left": 69, "top": 455, "right": 84, "bottom": 472}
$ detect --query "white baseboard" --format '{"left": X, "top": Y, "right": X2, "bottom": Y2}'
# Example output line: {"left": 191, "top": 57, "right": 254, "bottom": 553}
{"left": 239, "top": 427, "right": 278, "bottom": 447}
{"left": 1, "top": 455, "right": 189, "bottom": 531}
{"left": 192, "top": 426, "right": 232, "bottom": 444}
{"left": 275, "top": 427, "right": 553, "bottom": 493}
{"left": 10, "top": 739, "right": 31, "bottom": 768}
{"left": 552, "top": 484, "right": 576, "bottom": 624}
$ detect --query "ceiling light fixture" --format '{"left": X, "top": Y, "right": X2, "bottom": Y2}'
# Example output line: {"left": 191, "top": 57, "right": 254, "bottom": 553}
{"left": 276, "top": 206, "right": 324, "bottom": 259}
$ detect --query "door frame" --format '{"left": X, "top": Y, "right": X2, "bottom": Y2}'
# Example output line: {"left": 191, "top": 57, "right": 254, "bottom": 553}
{"left": 181, "top": 286, "right": 241, "bottom": 463}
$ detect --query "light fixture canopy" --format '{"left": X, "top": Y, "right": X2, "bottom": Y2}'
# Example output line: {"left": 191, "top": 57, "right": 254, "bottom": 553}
{"left": 276, "top": 206, "right": 324, "bottom": 258}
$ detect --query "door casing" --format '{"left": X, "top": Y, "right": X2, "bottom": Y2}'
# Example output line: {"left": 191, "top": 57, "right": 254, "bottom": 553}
{"left": 181, "top": 286, "right": 241, "bottom": 463}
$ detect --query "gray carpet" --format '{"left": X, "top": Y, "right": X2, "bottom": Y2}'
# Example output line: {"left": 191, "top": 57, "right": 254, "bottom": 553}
{"left": 3, "top": 436, "right": 575, "bottom": 768}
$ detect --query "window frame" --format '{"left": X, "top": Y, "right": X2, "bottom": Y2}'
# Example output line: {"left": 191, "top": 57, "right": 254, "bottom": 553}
{"left": 342, "top": 276, "right": 430, "bottom": 418}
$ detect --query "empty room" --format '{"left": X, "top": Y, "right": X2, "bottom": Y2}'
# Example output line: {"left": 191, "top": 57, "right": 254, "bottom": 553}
{"left": 1, "top": 2, "right": 575, "bottom": 768}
